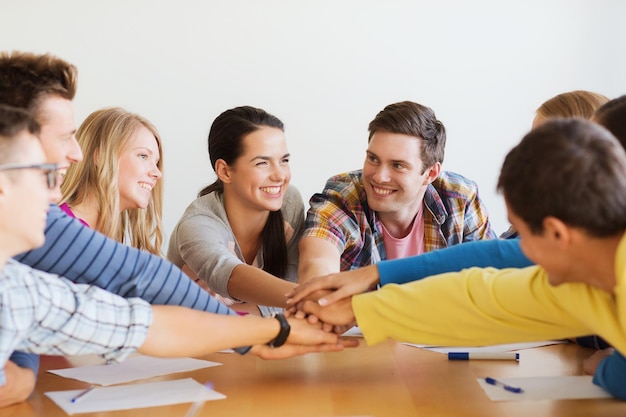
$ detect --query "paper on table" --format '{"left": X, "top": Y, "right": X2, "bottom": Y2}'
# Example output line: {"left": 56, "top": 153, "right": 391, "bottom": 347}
{"left": 45, "top": 377, "right": 225, "bottom": 415}
{"left": 404, "top": 340, "right": 567, "bottom": 354}
{"left": 48, "top": 356, "right": 221, "bottom": 386}
{"left": 477, "top": 375, "right": 611, "bottom": 401}
{"left": 342, "top": 326, "right": 363, "bottom": 337}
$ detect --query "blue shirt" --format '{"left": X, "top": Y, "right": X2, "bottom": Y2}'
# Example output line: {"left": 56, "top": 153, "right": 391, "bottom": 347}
{"left": 11, "top": 204, "right": 247, "bottom": 378}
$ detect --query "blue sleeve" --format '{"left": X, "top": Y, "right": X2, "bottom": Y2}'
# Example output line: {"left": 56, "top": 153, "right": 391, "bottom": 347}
{"left": 15, "top": 205, "right": 252, "bottom": 355}
{"left": 8, "top": 352, "right": 39, "bottom": 374}
{"left": 378, "top": 239, "right": 533, "bottom": 285}
{"left": 593, "top": 350, "right": 626, "bottom": 399}
{"left": 15, "top": 205, "right": 236, "bottom": 315}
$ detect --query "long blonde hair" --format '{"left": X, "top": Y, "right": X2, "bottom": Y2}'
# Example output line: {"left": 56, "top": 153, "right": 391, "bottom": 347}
{"left": 61, "top": 107, "right": 164, "bottom": 254}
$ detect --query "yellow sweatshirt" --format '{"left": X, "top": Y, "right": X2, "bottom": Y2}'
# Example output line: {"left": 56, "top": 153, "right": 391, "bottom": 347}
{"left": 353, "top": 234, "right": 626, "bottom": 354}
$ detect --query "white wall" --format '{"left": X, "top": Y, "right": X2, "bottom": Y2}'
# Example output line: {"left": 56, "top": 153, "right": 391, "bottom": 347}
{"left": 2, "top": 0, "right": 625, "bottom": 248}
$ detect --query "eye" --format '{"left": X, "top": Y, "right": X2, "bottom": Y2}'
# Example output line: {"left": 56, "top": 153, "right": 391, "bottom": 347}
{"left": 138, "top": 153, "right": 148, "bottom": 160}
{"left": 255, "top": 160, "right": 268, "bottom": 166}
{"left": 281, "top": 157, "right": 290, "bottom": 164}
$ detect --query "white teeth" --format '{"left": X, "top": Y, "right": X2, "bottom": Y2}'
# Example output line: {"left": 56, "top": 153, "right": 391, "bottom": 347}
{"left": 261, "top": 186, "right": 281, "bottom": 195}
{"left": 139, "top": 183, "right": 153, "bottom": 190}
{"left": 373, "top": 186, "right": 393, "bottom": 195}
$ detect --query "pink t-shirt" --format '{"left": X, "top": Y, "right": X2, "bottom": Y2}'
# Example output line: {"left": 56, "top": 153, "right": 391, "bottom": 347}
{"left": 381, "top": 207, "right": 425, "bottom": 260}
{"left": 58, "top": 202, "right": 90, "bottom": 228}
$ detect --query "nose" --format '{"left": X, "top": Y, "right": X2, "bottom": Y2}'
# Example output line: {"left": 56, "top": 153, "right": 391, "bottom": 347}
{"left": 270, "top": 164, "right": 289, "bottom": 182}
{"left": 149, "top": 162, "right": 162, "bottom": 180}
{"left": 67, "top": 135, "right": 83, "bottom": 163}
{"left": 372, "top": 165, "right": 391, "bottom": 183}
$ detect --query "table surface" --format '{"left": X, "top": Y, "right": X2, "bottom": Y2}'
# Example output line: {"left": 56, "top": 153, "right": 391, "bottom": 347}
{"left": 5, "top": 340, "right": 626, "bottom": 417}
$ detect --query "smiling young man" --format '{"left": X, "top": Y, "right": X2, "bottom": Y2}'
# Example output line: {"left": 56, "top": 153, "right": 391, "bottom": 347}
{"left": 296, "top": 118, "right": 626, "bottom": 399}
{"left": 297, "top": 101, "right": 496, "bottom": 283}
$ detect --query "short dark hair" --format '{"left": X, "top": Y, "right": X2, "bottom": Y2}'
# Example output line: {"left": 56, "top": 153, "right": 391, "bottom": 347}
{"left": 367, "top": 101, "right": 446, "bottom": 171}
{"left": 0, "top": 51, "right": 77, "bottom": 120}
{"left": 593, "top": 95, "right": 626, "bottom": 151}
{"left": 498, "top": 119, "right": 626, "bottom": 237}
{"left": 0, "top": 104, "right": 40, "bottom": 164}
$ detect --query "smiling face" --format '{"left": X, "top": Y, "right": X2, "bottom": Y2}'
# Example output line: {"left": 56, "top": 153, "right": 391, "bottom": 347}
{"left": 362, "top": 131, "right": 438, "bottom": 226}
{"left": 220, "top": 126, "right": 290, "bottom": 213}
{"left": 117, "top": 124, "right": 162, "bottom": 211}
{"left": 0, "top": 133, "right": 57, "bottom": 257}
{"left": 36, "top": 95, "right": 82, "bottom": 188}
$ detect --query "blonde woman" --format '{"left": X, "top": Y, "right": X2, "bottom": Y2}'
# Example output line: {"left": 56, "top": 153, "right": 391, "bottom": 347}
{"left": 60, "top": 107, "right": 163, "bottom": 254}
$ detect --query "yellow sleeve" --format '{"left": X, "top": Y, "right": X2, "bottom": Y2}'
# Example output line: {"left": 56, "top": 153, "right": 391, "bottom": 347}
{"left": 353, "top": 265, "right": 620, "bottom": 348}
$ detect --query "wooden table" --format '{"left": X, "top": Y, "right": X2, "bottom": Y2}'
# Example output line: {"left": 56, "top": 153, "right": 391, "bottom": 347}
{"left": 5, "top": 340, "right": 626, "bottom": 417}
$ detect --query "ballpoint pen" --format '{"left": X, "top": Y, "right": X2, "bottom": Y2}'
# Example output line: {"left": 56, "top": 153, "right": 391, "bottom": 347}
{"left": 449, "top": 352, "right": 520, "bottom": 361}
{"left": 484, "top": 377, "right": 524, "bottom": 394}
{"left": 70, "top": 385, "right": 96, "bottom": 403}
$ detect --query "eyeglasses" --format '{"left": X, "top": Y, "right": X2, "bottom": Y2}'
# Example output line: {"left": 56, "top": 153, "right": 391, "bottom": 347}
{"left": 0, "top": 163, "right": 59, "bottom": 189}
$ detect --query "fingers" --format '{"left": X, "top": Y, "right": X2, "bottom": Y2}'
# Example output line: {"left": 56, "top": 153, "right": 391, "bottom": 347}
{"left": 316, "top": 287, "right": 351, "bottom": 306}
{"left": 285, "top": 277, "right": 335, "bottom": 306}
{"left": 337, "top": 337, "right": 360, "bottom": 348}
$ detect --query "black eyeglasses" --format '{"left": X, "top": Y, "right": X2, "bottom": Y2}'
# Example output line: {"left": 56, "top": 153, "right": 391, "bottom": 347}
{"left": 0, "top": 163, "right": 59, "bottom": 189}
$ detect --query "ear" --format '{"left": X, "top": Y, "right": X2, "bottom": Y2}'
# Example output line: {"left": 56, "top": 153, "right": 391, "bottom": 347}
{"left": 215, "top": 159, "right": 232, "bottom": 184}
{"left": 423, "top": 162, "right": 441, "bottom": 185}
{"left": 93, "top": 147, "right": 100, "bottom": 165}
{"left": 542, "top": 216, "right": 572, "bottom": 248}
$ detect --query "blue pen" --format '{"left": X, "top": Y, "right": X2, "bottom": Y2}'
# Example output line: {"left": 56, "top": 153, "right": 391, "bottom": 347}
{"left": 484, "top": 377, "right": 524, "bottom": 394}
{"left": 70, "top": 385, "right": 96, "bottom": 403}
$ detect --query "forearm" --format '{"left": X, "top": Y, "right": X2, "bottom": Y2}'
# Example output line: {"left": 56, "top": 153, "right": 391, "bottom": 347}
{"left": 141, "top": 307, "right": 281, "bottom": 356}
{"left": 354, "top": 266, "right": 594, "bottom": 347}
{"left": 377, "top": 239, "right": 532, "bottom": 285}
{"left": 297, "top": 237, "right": 341, "bottom": 283}
{"left": 16, "top": 205, "right": 236, "bottom": 316}
{"left": 228, "top": 265, "right": 295, "bottom": 307}
{"left": 298, "top": 258, "right": 338, "bottom": 284}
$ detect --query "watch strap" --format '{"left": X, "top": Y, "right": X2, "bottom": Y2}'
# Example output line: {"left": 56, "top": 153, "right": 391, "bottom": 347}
{"left": 268, "top": 313, "right": 290, "bottom": 348}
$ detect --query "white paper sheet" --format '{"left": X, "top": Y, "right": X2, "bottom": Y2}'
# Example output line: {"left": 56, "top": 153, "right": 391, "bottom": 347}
{"left": 403, "top": 340, "right": 567, "bottom": 354}
{"left": 48, "top": 356, "right": 221, "bottom": 386}
{"left": 342, "top": 326, "right": 363, "bottom": 337}
{"left": 477, "top": 375, "right": 611, "bottom": 401}
{"left": 45, "top": 377, "right": 225, "bottom": 415}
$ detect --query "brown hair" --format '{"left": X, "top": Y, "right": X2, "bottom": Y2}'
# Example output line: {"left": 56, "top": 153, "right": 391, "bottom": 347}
{"left": 367, "top": 101, "right": 446, "bottom": 171}
{"left": 498, "top": 119, "right": 626, "bottom": 237}
{"left": 0, "top": 51, "right": 77, "bottom": 121}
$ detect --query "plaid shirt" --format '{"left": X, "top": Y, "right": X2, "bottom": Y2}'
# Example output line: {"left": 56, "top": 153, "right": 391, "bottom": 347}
{"left": 303, "top": 170, "right": 496, "bottom": 270}
{"left": 0, "top": 259, "right": 152, "bottom": 385}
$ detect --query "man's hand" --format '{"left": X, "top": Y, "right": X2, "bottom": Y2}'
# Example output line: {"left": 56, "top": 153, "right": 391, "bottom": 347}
{"left": 583, "top": 347, "right": 614, "bottom": 375}
{"left": 249, "top": 338, "right": 358, "bottom": 360}
{"left": 286, "top": 265, "right": 380, "bottom": 307}
{"left": 248, "top": 316, "right": 359, "bottom": 360}
{"left": 0, "top": 361, "right": 35, "bottom": 407}
{"left": 297, "top": 298, "right": 357, "bottom": 327}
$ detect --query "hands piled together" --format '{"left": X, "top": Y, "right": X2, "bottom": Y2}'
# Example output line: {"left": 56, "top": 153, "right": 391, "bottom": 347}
{"left": 251, "top": 265, "right": 382, "bottom": 360}
{"left": 282, "top": 264, "right": 381, "bottom": 334}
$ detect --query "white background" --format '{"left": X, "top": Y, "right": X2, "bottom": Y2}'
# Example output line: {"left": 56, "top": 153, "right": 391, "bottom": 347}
{"left": 2, "top": 1, "right": 625, "bottom": 248}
